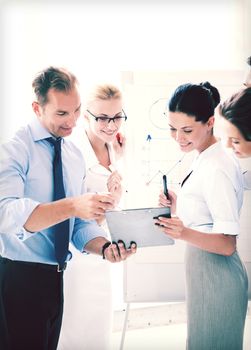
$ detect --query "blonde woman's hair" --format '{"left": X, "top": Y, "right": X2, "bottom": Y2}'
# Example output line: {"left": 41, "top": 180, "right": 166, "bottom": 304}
{"left": 86, "top": 84, "right": 122, "bottom": 107}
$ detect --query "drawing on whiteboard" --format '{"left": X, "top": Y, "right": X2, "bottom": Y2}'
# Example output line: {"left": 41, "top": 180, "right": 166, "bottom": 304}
{"left": 148, "top": 98, "right": 170, "bottom": 130}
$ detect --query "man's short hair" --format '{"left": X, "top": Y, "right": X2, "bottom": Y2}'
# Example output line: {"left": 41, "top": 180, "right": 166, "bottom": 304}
{"left": 32, "top": 66, "right": 78, "bottom": 106}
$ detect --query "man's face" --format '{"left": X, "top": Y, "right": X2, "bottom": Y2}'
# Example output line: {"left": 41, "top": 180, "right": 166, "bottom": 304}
{"left": 33, "top": 87, "right": 81, "bottom": 138}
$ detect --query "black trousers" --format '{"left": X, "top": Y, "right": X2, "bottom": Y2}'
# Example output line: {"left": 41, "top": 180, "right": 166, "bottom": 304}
{"left": 0, "top": 257, "right": 64, "bottom": 350}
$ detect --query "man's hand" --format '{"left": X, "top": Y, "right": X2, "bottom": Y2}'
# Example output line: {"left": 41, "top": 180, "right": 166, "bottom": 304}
{"left": 84, "top": 237, "right": 137, "bottom": 262}
{"left": 72, "top": 192, "right": 115, "bottom": 220}
{"left": 103, "top": 240, "right": 137, "bottom": 263}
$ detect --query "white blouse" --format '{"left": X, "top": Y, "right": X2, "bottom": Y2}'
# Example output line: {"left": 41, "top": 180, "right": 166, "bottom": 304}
{"left": 70, "top": 125, "right": 119, "bottom": 194}
{"left": 243, "top": 170, "right": 251, "bottom": 190}
{"left": 177, "top": 141, "right": 243, "bottom": 235}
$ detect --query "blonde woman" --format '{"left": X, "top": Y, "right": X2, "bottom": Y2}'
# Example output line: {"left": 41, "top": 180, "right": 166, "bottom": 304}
{"left": 59, "top": 84, "right": 128, "bottom": 350}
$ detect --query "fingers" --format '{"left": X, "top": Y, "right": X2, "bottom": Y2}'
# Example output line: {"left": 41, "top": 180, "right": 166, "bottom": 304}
{"left": 116, "top": 240, "right": 135, "bottom": 260}
{"left": 94, "top": 193, "right": 115, "bottom": 211}
{"left": 107, "top": 181, "right": 121, "bottom": 193}
{"left": 95, "top": 193, "right": 115, "bottom": 204}
{"left": 168, "top": 190, "right": 177, "bottom": 201}
{"left": 114, "top": 133, "right": 126, "bottom": 147}
{"left": 103, "top": 243, "right": 120, "bottom": 263}
{"left": 154, "top": 216, "right": 176, "bottom": 228}
{"left": 107, "top": 172, "right": 122, "bottom": 188}
{"left": 112, "top": 135, "right": 126, "bottom": 159}
{"left": 153, "top": 216, "right": 183, "bottom": 239}
{"left": 108, "top": 185, "right": 120, "bottom": 194}
{"left": 158, "top": 192, "right": 171, "bottom": 207}
{"left": 107, "top": 172, "right": 123, "bottom": 200}
{"left": 159, "top": 198, "right": 171, "bottom": 207}
{"left": 117, "top": 133, "right": 126, "bottom": 146}
{"left": 103, "top": 240, "right": 137, "bottom": 263}
{"left": 74, "top": 193, "right": 115, "bottom": 219}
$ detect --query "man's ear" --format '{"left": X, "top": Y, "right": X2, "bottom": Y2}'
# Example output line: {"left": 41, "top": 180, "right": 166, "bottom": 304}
{"left": 207, "top": 116, "right": 215, "bottom": 130}
{"left": 32, "top": 101, "right": 41, "bottom": 117}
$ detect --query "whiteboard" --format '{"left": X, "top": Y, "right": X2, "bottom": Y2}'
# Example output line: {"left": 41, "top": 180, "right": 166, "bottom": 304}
{"left": 123, "top": 248, "right": 251, "bottom": 303}
{"left": 123, "top": 243, "right": 186, "bottom": 303}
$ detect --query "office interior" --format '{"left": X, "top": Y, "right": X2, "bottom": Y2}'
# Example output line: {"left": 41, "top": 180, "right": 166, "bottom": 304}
{"left": 1, "top": 0, "right": 251, "bottom": 349}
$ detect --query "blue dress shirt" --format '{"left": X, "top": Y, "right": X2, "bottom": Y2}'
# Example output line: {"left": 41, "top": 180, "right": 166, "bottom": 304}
{"left": 0, "top": 118, "right": 107, "bottom": 264}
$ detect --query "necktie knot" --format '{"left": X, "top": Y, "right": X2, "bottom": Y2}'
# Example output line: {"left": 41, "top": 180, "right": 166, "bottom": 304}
{"left": 46, "top": 137, "right": 62, "bottom": 152}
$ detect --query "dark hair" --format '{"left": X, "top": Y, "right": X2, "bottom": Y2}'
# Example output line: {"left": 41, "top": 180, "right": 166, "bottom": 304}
{"left": 247, "top": 56, "right": 251, "bottom": 66}
{"left": 168, "top": 82, "right": 220, "bottom": 123}
{"left": 219, "top": 87, "right": 251, "bottom": 141}
{"left": 32, "top": 66, "right": 78, "bottom": 106}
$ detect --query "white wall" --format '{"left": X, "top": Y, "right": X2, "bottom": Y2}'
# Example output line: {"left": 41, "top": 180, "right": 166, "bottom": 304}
{"left": 1, "top": 0, "right": 250, "bottom": 142}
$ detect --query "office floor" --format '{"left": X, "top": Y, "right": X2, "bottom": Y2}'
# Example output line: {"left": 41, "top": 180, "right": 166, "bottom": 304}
{"left": 111, "top": 316, "right": 251, "bottom": 350}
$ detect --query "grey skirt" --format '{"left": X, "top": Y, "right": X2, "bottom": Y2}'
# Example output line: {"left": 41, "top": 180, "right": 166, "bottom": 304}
{"left": 185, "top": 245, "right": 248, "bottom": 350}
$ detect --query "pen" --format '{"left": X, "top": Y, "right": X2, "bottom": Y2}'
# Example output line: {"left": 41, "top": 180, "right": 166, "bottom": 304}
{"left": 163, "top": 175, "right": 169, "bottom": 200}
{"left": 116, "top": 132, "right": 122, "bottom": 146}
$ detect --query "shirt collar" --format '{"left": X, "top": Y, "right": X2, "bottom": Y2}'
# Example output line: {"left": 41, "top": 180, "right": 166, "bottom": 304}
{"left": 29, "top": 118, "right": 65, "bottom": 143}
{"left": 82, "top": 130, "right": 115, "bottom": 171}
{"left": 82, "top": 130, "right": 100, "bottom": 168}
{"left": 192, "top": 140, "right": 222, "bottom": 170}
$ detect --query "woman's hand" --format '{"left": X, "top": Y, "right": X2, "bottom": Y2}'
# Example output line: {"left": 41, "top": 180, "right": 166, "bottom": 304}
{"left": 112, "top": 132, "right": 126, "bottom": 160}
{"left": 159, "top": 189, "right": 177, "bottom": 215}
{"left": 154, "top": 215, "right": 186, "bottom": 240}
{"left": 107, "top": 170, "right": 122, "bottom": 205}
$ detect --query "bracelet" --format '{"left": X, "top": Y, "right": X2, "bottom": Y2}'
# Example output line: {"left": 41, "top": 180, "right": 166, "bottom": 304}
{"left": 101, "top": 241, "right": 111, "bottom": 260}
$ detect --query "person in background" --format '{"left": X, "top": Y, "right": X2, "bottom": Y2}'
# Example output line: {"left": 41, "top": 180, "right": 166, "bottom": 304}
{"left": 59, "top": 84, "right": 128, "bottom": 350}
{"left": 0, "top": 67, "right": 136, "bottom": 350}
{"left": 244, "top": 56, "right": 251, "bottom": 87}
{"left": 156, "top": 82, "right": 248, "bottom": 350}
{"left": 218, "top": 87, "right": 251, "bottom": 189}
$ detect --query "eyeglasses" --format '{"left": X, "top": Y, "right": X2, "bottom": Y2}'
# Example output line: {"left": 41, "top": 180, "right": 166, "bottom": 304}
{"left": 86, "top": 109, "right": 127, "bottom": 126}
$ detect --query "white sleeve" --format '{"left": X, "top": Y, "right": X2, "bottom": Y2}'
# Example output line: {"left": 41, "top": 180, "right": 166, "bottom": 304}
{"left": 202, "top": 169, "right": 241, "bottom": 235}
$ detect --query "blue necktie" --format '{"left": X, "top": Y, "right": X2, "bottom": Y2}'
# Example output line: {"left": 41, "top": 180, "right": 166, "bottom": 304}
{"left": 47, "top": 137, "right": 69, "bottom": 271}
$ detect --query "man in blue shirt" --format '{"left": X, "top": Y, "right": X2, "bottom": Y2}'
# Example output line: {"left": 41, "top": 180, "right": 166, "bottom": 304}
{"left": 0, "top": 66, "right": 136, "bottom": 350}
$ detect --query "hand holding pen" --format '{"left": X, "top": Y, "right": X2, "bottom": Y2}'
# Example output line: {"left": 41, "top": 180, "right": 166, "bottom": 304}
{"left": 112, "top": 132, "right": 126, "bottom": 159}
{"left": 158, "top": 175, "right": 177, "bottom": 214}
{"left": 163, "top": 175, "right": 169, "bottom": 200}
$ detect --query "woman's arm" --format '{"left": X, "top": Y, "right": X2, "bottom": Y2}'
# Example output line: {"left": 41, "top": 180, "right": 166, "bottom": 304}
{"left": 155, "top": 216, "right": 236, "bottom": 256}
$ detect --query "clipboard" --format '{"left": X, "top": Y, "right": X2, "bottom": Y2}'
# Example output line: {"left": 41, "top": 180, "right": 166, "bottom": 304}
{"left": 105, "top": 207, "right": 174, "bottom": 248}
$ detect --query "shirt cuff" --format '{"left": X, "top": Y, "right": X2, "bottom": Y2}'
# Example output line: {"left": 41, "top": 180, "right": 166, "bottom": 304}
{"left": 16, "top": 199, "right": 40, "bottom": 237}
{"left": 72, "top": 219, "right": 108, "bottom": 252}
{"left": 212, "top": 221, "right": 240, "bottom": 235}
